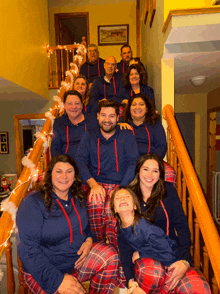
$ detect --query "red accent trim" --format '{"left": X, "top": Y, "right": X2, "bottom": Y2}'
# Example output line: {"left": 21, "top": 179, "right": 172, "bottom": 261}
{"left": 98, "top": 60, "right": 100, "bottom": 76}
{"left": 160, "top": 200, "right": 169, "bottom": 236}
{"left": 145, "top": 125, "right": 151, "bottom": 154}
{"left": 123, "top": 62, "right": 125, "bottom": 73}
{"left": 56, "top": 199, "right": 73, "bottom": 243}
{"left": 131, "top": 89, "right": 133, "bottom": 96}
{"left": 85, "top": 105, "right": 87, "bottom": 112}
{"left": 97, "top": 138, "right": 100, "bottom": 175}
{"left": 71, "top": 198, "right": 83, "bottom": 235}
{"left": 114, "top": 139, "right": 119, "bottom": 172}
{"left": 104, "top": 84, "right": 106, "bottom": 99}
{"left": 65, "top": 126, "right": 69, "bottom": 154}
{"left": 131, "top": 125, "right": 150, "bottom": 153}
{"left": 113, "top": 77, "right": 116, "bottom": 95}
{"left": 104, "top": 77, "right": 116, "bottom": 99}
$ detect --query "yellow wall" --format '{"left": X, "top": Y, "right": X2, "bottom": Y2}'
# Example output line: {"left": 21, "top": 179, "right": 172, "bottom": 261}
{"left": 0, "top": 0, "right": 50, "bottom": 99}
{"left": 49, "top": 2, "right": 137, "bottom": 63}
{"left": 164, "top": 0, "right": 213, "bottom": 22}
{"left": 175, "top": 93, "right": 207, "bottom": 191}
{"left": 140, "top": 0, "right": 167, "bottom": 114}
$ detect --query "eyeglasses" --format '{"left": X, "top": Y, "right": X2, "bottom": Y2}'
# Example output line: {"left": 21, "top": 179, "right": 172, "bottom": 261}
{"left": 105, "top": 63, "right": 116, "bottom": 66}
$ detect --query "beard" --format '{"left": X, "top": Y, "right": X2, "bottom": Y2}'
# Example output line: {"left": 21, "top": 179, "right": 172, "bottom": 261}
{"left": 99, "top": 122, "right": 116, "bottom": 133}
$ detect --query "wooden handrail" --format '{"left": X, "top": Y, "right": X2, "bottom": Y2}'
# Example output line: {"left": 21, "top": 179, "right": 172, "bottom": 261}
{"left": 162, "top": 6, "right": 220, "bottom": 33}
{"left": 163, "top": 104, "right": 220, "bottom": 288}
{"left": 47, "top": 43, "right": 86, "bottom": 88}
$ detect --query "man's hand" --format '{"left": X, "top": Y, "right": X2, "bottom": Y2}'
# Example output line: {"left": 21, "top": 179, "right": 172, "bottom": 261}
{"left": 88, "top": 184, "right": 106, "bottom": 203}
{"left": 87, "top": 179, "right": 106, "bottom": 203}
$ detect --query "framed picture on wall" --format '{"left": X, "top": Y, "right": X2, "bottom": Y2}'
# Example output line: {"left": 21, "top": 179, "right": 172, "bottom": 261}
{"left": 98, "top": 24, "right": 129, "bottom": 46}
{"left": 0, "top": 132, "right": 9, "bottom": 154}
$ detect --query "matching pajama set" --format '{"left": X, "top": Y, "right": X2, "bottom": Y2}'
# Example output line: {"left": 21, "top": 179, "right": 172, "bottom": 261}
{"left": 16, "top": 191, "right": 123, "bottom": 294}
{"left": 75, "top": 126, "right": 139, "bottom": 247}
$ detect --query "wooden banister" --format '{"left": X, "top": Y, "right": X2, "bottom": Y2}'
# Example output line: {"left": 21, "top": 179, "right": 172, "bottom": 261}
{"left": 0, "top": 64, "right": 79, "bottom": 259}
{"left": 47, "top": 44, "right": 86, "bottom": 88}
{"left": 163, "top": 104, "right": 220, "bottom": 289}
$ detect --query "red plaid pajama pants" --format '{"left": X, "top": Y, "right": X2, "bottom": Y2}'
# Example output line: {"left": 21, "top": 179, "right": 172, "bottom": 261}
{"left": 22, "top": 242, "right": 124, "bottom": 294}
{"left": 86, "top": 182, "right": 119, "bottom": 248}
{"left": 163, "top": 161, "right": 177, "bottom": 187}
{"left": 134, "top": 258, "right": 211, "bottom": 294}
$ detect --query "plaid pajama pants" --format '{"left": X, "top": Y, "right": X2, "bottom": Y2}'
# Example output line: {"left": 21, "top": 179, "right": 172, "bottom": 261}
{"left": 134, "top": 258, "right": 211, "bottom": 294}
{"left": 163, "top": 161, "right": 177, "bottom": 187}
{"left": 22, "top": 242, "right": 124, "bottom": 294}
{"left": 86, "top": 182, "right": 119, "bottom": 247}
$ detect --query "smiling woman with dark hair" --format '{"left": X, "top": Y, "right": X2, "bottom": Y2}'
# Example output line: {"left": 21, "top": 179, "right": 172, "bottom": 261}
{"left": 123, "top": 93, "right": 167, "bottom": 159}
{"left": 118, "top": 153, "right": 211, "bottom": 294}
{"left": 16, "top": 154, "right": 123, "bottom": 294}
{"left": 123, "top": 64, "right": 155, "bottom": 102}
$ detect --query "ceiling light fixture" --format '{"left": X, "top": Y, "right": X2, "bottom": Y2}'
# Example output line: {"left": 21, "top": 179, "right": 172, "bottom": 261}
{"left": 190, "top": 76, "right": 206, "bottom": 87}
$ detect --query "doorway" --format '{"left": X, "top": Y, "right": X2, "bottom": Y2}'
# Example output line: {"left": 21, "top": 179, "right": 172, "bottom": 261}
{"left": 14, "top": 114, "right": 46, "bottom": 177}
{"left": 54, "top": 12, "right": 89, "bottom": 82}
{"left": 55, "top": 13, "right": 89, "bottom": 46}
{"left": 207, "top": 107, "right": 220, "bottom": 214}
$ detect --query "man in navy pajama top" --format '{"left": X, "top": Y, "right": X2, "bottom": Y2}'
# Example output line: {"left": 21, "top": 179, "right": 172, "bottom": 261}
{"left": 75, "top": 99, "right": 139, "bottom": 245}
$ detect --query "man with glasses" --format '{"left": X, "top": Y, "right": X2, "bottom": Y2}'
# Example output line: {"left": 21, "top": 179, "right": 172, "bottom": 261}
{"left": 87, "top": 56, "right": 125, "bottom": 114}
{"left": 80, "top": 44, "right": 105, "bottom": 84}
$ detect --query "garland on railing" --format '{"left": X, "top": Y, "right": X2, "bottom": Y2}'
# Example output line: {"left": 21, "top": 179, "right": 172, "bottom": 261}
{"left": 0, "top": 104, "right": 58, "bottom": 248}
{"left": 0, "top": 48, "right": 83, "bottom": 281}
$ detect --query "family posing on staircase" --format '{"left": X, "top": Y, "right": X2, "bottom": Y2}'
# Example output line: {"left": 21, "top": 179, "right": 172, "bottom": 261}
{"left": 16, "top": 44, "right": 211, "bottom": 294}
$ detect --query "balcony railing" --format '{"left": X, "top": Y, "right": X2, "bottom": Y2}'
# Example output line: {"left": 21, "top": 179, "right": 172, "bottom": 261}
{"left": 47, "top": 44, "right": 86, "bottom": 88}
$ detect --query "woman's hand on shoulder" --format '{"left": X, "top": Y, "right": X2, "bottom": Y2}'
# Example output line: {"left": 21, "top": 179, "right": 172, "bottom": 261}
{"left": 75, "top": 237, "right": 93, "bottom": 268}
{"left": 118, "top": 123, "right": 132, "bottom": 130}
{"left": 132, "top": 251, "right": 140, "bottom": 263}
{"left": 166, "top": 260, "right": 190, "bottom": 291}
{"left": 57, "top": 274, "right": 86, "bottom": 294}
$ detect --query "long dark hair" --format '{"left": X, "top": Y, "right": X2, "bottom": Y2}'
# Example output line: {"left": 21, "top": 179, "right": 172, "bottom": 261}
{"left": 110, "top": 187, "right": 142, "bottom": 232}
{"left": 123, "top": 64, "right": 148, "bottom": 89}
{"left": 123, "top": 93, "right": 160, "bottom": 124}
{"left": 128, "top": 154, "right": 166, "bottom": 219}
{"left": 37, "top": 154, "right": 86, "bottom": 211}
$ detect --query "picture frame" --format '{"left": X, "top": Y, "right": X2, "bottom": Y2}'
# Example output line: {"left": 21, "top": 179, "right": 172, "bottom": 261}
{"left": 98, "top": 24, "right": 129, "bottom": 46}
{"left": 0, "top": 132, "right": 9, "bottom": 154}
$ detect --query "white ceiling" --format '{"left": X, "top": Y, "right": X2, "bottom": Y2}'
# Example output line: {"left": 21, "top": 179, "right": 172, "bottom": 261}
{"left": 163, "top": 21, "right": 220, "bottom": 94}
